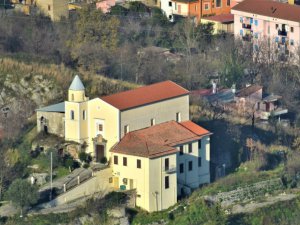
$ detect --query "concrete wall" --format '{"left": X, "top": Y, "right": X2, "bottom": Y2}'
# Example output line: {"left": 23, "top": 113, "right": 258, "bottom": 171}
{"left": 120, "top": 95, "right": 189, "bottom": 138}
{"left": 36, "top": 111, "right": 64, "bottom": 137}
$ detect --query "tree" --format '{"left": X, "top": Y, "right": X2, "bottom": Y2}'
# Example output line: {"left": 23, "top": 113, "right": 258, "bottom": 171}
{"left": 6, "top": 179, "right": 39, "bottom": 217}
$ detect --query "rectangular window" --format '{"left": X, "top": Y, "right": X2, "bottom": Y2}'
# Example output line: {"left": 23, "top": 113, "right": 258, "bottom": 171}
{"left": 254, "top": 20, "right": 258, "bottom": 26}
{"left": 204, "top": 3, "right": 209, "bottom": 10}
{"left": 165, "top": 158, "right": 169, "bottom": 171}
{"left": 240, "top": 29, "right": 243, "bottom": 36}
{"left": 180, "top": 163, "right": 184, "bottom": 173}
{"left": 124, "top": 125, "right": 129, "bottom": 134}
{"left": 169, "top": 1, "right": 172, "bottom": 6}
{"left": 291, "top": 39, "right": 294, "bottom": 46}
{"left": 240, "top": 17, "right": 243, "bottom": 23}
{"left": 291, "top": 27, "right": 294, "bottom": 33}
{"left": 179, "top": 146, "right": 184, "bottom": 155}
{"left": 216, "top": 0, "right": 221, "bottom": 7}
{"left": 114, "top": 155, "right": 118, "bottom": 165}
{"left": 151, "top": 118, "right": 155, "bottom": 126}
{"left": 198, "top": 139, "right": 202, "bottom": 149}
{"left": 123, "top": 157, "right": 127, "bottom": 166}
{"left": 83, "top": 110, "right": 86, "bottom": 120}
{"left": 98, "top": 124, "right": 103, "bottom": 132}
{"left": 195, "top": 5, "right": 197, "bottom": 10}
{"left": 188, "top": 161, "right": 193, "bottom": 171}
{"left": 48, "top": 5, "right": 51, "bottom": 11}
{"left": 165, "top": 176, "right": 169, "bottom": 189}
{"left": 137, "top": 159, "right": 141, "bottom": 168}
{"left": 176, "top": 112, "right": 181, "bottom": 122}
{"left": 70, "top": 110, "right": 74, "bottom": 120}
{"left": 198, "top": 157, "right": 202, "bottom": 167}
{"left": 227, "top": 0, "right": 230, "bottom": 6}
{"left": 188, "top": 143, "right": 192, "bottom": 153}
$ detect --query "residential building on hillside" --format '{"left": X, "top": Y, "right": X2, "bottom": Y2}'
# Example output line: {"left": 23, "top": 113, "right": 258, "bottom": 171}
{"left": 111, "top": 120, "right": 211, "bottom": 212}
{"left": 231, "top": 0, "right": 300, "bottom": 61}
{"left": 35, "top": 0, "right": 69, "bottom": 21}
{"left": 36, "top": 75, "right": 211, "bottom": 211}
{"left": 161, "top": 0, "right": 233, "bottom": 23}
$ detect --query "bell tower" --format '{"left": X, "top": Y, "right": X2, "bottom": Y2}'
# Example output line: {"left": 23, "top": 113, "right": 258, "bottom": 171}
{"left": 68, "top": 75, "right": 87, "bottom": 102}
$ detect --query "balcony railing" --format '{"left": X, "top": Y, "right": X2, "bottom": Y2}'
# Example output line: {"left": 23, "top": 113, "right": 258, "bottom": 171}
{"left": 278, "top": 30, "right": 287, "bottom": 36}
{"left": 164, "top": 166, "right": 176, "bottom": 174}
{"left": 242, "top": 24, "right": 252, "bottom": 29}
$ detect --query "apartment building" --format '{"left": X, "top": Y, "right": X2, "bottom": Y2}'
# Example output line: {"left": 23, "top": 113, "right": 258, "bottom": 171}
{"left": 231, "top": 0, "right": 300, "bottom": 60}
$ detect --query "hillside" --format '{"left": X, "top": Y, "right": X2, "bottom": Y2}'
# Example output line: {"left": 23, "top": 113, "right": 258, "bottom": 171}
{"left": 0, "top": 57, "right": 138, "bottom": 139}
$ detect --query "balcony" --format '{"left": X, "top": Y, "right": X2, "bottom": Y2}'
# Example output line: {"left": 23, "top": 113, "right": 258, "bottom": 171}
{"left": 242, "top": 23, "right": 252, "bottom": 30}
{"left": 164, "top": 166, "right": 176, "bottom": 174}
{"left": 278, "top": 30, "right": 287, "bottom": 36}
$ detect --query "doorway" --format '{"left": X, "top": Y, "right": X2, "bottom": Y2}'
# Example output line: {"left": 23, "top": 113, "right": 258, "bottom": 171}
{"left": 95, "top": 145, "right": 105, "bottom": 162}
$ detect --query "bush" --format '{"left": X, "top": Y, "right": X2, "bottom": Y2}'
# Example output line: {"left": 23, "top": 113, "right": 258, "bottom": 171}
{"left": 100, "top": 157, "right": 107, "bottom": 164}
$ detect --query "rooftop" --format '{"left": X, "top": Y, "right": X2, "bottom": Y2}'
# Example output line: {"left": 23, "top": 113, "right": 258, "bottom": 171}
{"left": 232, "top": 0, "right": 300, "bottom": 22}
{"left": 36, "top": 102, "right": 65, "bottom": 113}
{"left": 69, "top": 75, "right": 85, "bottom": 91}
{"left": 101, "top": 80, "right": 189, "bottom": 111}
{"left": 111, "top": 120, "right": 210, "bottom": 158}
{"left": 236, "top": 85, "right": 262, "bottom": 98}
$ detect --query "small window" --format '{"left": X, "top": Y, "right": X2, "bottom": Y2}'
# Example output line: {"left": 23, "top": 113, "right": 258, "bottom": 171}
{"left": 188, "top": 143, "right": 192, "bottom": 153}
{"left": 240, "top": 17, "right": 243, "bottom": 23}
{"left": 198, "top": 157, "right": 202, "bottom": 167}
{"left": 83, "top": 110, "right": 86, "bottom": 120}
{"left": 124, "top": 125, "right": 129, "bottom": 134}
{"left": 176, "top": 112, "right": 181, "bottom": 122}
{"left": 216, "top": 0, "right": 221, "bottom": 7}
{"left": 123, "top": 157, "right": 127, "bottom": 166}
{"left": 165, "top": 158, "right": 169, "bottom": 171}
{"left": 195, "top": 5, "right": 197, "bottom": 10}
{"left": 98, "top": 124, "right": 103, "bottom": 132}
{"left": 188, "top": 161, "right": 193, "bottom": 171}
{"left": 198, "top": 140, "right": 202, "bottom": 149}
{"left": 165, "top": 176, "right": 169, "bottom": 189}
{"left": 291, "top": 39, "right": 294, "bottom": 46}
{"left": 204, "top": 3, "right": 209, "bottom": 10}
{"left": 114, "top": 155, "right": 118, "bottom": 165}
{"left": 291, "top": 27, "right": 294, "bottom": 33}
{"left": 180, "top": 163, "right": 184, "bottom": 173}
{"left": 71, "top": 94, "right": 74, "bottom": 101}
{"left": 137, "top": 159, "right": 141, "bottom": 168}
{"left": 70, "top": 110, "right": 75, "bottom": 120}
{"left": 48, "top": 4, "right": 51, "bottom": 11}
{"left": 169, "top": 1, "right": 172, "bottom": 6}
{"left": 227, "top": 0, "right": 230, "bottom": 6}
{"left": 254, "top": 20, "right": 258, "bottom": 26}
{"left": 151, "top": 118, "right": 155, "bottom": 126}
{"left": 179, "top": 146, "right": 184, "bottom": 155}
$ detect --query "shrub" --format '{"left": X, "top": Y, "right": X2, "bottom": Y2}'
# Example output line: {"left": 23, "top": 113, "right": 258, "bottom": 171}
{"left": 100, "top": 157, "right": 107, "bottom": 164}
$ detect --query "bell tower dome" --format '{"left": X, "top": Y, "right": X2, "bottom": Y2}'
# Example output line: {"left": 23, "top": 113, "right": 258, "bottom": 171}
{"left": 68, "top": 75, "right": 87, "bottom": 102}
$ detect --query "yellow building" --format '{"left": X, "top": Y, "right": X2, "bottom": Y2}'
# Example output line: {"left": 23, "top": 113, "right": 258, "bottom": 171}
{"left": 36, "top": 0, "right": 69, "bottom": 21}
{"left": 111, "top": 120, "right": 211, "bottom": 212}
{"left": 36, "top": 75, "right": 212, "bottom": 211}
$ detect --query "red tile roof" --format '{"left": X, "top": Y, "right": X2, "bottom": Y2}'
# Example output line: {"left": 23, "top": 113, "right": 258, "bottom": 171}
{"left": 180, "top": 120, "right": 210, "bottom": 136}
{"left": 111, "top": 120, "right": 211, "bottom": 158}
{"left": 203, "top": 14, "right": 234, "bottom": 23}
{"left": 101, "top": 81, "right": 189, "bottom": 111}
{"left": 232, "top": 0, "right": 300, "bottom": 22}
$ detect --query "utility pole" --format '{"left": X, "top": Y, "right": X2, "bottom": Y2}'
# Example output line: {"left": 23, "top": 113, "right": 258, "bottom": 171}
{"left": 49, "top": 152, "right": 53, "bottom": 201}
